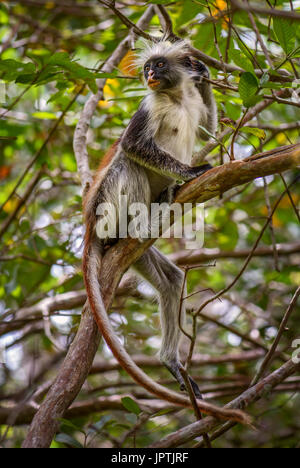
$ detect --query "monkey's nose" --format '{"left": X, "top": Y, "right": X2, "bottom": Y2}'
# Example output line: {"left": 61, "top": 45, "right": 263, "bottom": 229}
{"left": 148, "top": 70, "right": 155, "bottom": 78}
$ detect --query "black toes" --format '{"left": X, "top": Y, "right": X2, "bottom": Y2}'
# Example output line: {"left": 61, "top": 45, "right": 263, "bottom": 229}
{"left": 189, "top": 376, "right": 203, "bottom": 399}
{"left": 163, "top": 360, "right": 203, "bottom": 399}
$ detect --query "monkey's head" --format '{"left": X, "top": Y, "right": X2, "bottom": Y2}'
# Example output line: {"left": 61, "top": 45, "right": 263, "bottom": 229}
{"left": 143, "top": 55, "right": 182, "bottom": 91}
{"left": 139, "top": 40, "right": 197, "bottom": 92}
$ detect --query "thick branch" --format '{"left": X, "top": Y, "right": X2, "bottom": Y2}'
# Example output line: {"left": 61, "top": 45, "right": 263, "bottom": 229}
{"left": 22, "top": 304, "right": 101, "bottom": 448}
{"left": 1, "top": 397, "right": 176, "bottom": 426}
{"left": 181, "top": 145, "right": 300, "bottom": 204}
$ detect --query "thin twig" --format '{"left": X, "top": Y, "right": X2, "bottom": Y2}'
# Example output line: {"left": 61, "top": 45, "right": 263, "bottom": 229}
{"left": 179, "top": 367, "right": 212, "bottom": 448}
{"left": 251, "top": 286, "right": 300, "bottom": 386}
{"left": 97, "top": 0, "right": 157, "bottom": 42}
{"left": 263, "top": 177, "right": 280, "bottom": 272}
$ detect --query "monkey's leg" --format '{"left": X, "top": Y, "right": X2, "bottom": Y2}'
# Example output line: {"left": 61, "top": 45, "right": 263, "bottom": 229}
{"left": 133, "top": 246, "right": 202, "bottom": 398}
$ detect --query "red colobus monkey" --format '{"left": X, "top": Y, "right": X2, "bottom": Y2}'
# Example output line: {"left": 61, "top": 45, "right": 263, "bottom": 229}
{"left": 83, "top": 41, "right": 217, "bottom": 398}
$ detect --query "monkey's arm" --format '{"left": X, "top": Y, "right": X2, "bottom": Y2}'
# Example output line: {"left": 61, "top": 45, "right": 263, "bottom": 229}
{"left": 189, "top": 59, "right": 218, "bottom": 140}
{"left": 121, "top": 106, "right": 210, "bottom": 181}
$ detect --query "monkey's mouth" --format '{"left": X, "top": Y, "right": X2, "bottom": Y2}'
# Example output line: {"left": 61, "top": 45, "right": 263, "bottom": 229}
{"left": 147, "top": 78, "right": 161, "bottom": 89}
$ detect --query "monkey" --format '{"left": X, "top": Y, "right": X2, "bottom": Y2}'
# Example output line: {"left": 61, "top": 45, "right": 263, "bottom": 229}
{"left": 83, "top": 40, "right": 217, "bottom": 399}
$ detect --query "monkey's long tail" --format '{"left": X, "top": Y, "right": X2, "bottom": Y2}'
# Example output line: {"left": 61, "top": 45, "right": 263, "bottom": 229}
{"left": 82, "top": 237, "right": 251, "bottom": 425}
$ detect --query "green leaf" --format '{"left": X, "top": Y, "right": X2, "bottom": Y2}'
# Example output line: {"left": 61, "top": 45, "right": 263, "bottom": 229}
{"left": 230, "top": 49, "right": 255, "bottom": 73}
{"left": 47, "top": 90, "right": 65, "bottom": 103}
{"left": 221, "top": 121, "right": 236, "bottom": 131}
{"left": 175, "top": 0, "right": 201, "bottom": 29}
{"left": 55, "top": 433, "right": 83, "bottom": 448}
{"left": 15, "top": 73, "right": 37, "bottom": 84}
{"left": 198, "top": 125, "right": 216, "bottom": 140}
{"left": 0, "top": 60, "right": 35, "bottom": 82}
{"left": 58, "top": 418, "right": 86, "bottom": 435}
{"left": 273, "top": 17, "right": 296, "bottom": 55}
{"left": 291, "top": 46, "right": 300, "bottom": 58}
{"left": 0, "top": 5, "right": 9, "bottom": 25}
{"left": 259, "top": 73, "right": 270, "bottom": 87}
{"left": 240, "top": 127, "right": 266, "bottom": 140}
{"left": 87, "top": 415, "right": 113, "bottom": 435}
{"left": 236, "top": 38, "right": 254, "bottom": 63}
{"left": 32, "top": 112, "right": 58, "bottom": 120}
{"left": 121, "top": 397, "right": 141, "bottom": 415}
{"left": 47, "top": 53, "right": 94, "bottom": 79}
{"left": 86, "top": 78, "right": 98, "bottom": 94}
{"left": 238, "top": 72, "right": 259, "bottom": 107}
{"left": 218, "top": 220, "right": 239, "bottom": 250}
{"left": 244, "top": 95, "right": 263, "bottom": 108}
{"left": 43, "top": 53, "right": 105, "bottom": 93}
{"left": 225, "top": 102, "right": 241, "bottom": 121}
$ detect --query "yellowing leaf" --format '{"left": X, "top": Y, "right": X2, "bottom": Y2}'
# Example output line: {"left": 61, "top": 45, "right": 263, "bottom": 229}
{"left": 272, "top": 214, "right": 282, "bottom": 228}
{"left": 98, "top": 100, "right": 110, "bottom": 109}
{"left": 99, "top": 79, "right": 120, "bottom": 108}
{"left": 215, "top": 0, "right": 227, "bottom": 9}
{"left": 45, "top": 2, "right": 55, "bottom": 9}
{"left": 32, "top": 112, "right": 58, "bottom": 120}
{"left": 3, "top": 198, "right": 18, "bottom": 214}
{"left": 276, "top": 133, "right": 287, "bottom": 145}
{"left": 261, "top": 206, "right": 282, "bottom": 227}
{"left": 279, "top": 193, "right": 299, "bottom": 208}
{"left": 0, "top": 165, "right": 11, "bottom": 180}
{"left": 107, "top": 78, "right": 120, "bottom": 88}
{"left": 290, "top": 272, "right": 300, "bottom": 285}
{"left": 212, "top": 0, "right": 228, "bottom": 29}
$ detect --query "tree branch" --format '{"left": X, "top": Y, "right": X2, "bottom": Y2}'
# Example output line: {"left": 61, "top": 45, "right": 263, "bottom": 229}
{"left": 90, "top": 350, "right": 265, "bottom": 374}
{"left": 150, "top": 358, "right": 300, "bottom": 448}
{"left": 230, "top": 0, "right": 300, "bottom": 21}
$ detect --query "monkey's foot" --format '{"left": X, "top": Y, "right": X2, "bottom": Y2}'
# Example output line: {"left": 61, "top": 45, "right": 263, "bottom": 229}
{"left": 157, "top": 184, "right": 181, "bottom": 205}
{"left": 164, "top": 360, "right": 203, "bottom": 400}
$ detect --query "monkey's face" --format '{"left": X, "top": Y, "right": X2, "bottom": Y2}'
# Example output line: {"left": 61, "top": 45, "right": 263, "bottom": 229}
{"left": 144, "top": 56, "right": 182, "bottom": 91}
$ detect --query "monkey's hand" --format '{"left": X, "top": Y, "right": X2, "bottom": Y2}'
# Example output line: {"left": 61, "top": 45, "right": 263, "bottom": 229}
{"left": 191, "top": 59, "right": 209, "bottom": 85}
{"left": 186, "top": 163, "right": 212, "bottom": 181}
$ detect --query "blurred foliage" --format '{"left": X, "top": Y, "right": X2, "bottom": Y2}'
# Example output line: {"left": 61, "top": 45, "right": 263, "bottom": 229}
{"left": 0, "top": 0, "right": 299, "bottom": 449}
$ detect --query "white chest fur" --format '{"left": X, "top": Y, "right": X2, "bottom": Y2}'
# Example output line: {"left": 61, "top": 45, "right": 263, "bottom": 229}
{"left": 145, "top": 80, "right": 207, "bottom": 164}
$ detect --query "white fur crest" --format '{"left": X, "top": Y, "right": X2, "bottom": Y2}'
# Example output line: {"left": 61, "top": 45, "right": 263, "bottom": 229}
{"left": 136, "top": 39, "right": 191, "bottom": 69}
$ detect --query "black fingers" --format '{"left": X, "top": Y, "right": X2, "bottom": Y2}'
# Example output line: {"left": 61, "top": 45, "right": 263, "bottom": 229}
{"left": 192, "top": 59, "right": 209, "bottom": 79}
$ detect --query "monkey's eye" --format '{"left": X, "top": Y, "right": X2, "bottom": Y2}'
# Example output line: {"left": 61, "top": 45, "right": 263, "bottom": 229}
{"left": 157, "top": 62, "right": 164, "bottom": 68}
{"left": 145, "top": 65, "right": 150, "bottom": 72}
